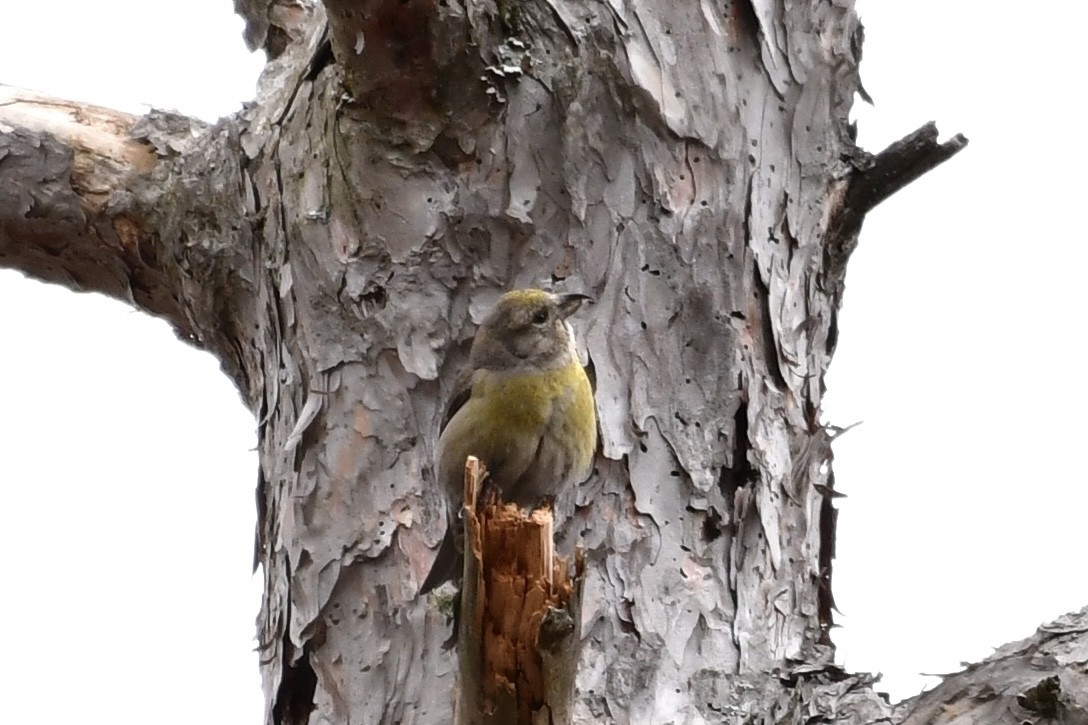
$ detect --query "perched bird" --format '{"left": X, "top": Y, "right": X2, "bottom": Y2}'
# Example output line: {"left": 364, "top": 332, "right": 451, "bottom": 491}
{"left": 420, "top": 288, "right": 597, "bottom": 593}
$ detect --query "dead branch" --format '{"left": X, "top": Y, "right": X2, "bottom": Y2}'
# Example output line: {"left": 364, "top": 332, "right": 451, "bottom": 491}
{"left": 456, "top": 457, "right": 582, "bottom": 724}
{"left": 0, "top": 85, "right": 266, "bottom": 396}
{"left": 0, "top": 85, "right": 194, "bottom": 334}
{"left": 832, "top": 121, "right": 969, "bottom": 242}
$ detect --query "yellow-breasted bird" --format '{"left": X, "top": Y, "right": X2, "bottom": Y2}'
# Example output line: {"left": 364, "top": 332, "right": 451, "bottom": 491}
{"left": 420, "top": 288, "right": 597, "bottom": 593}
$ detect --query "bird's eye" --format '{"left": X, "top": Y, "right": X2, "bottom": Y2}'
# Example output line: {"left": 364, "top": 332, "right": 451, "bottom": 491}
{"left": 532, "top": 308, "right": 549, "bottom": 325}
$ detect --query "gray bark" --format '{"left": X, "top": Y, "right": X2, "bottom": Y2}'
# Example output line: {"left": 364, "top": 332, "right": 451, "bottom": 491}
{"left": 0, "top": 2, "right": 978, "bottom": 723}
{"left": 896, "top": 607, "right": 1088, "bottom": 725}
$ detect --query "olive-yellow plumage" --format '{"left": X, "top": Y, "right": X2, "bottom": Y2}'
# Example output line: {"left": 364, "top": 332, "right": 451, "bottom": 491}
{"left": 421, "top": 289, "right": 596, "bottom": 592}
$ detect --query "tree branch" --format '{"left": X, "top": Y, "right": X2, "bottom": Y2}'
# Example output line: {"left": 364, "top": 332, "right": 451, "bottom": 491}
{"left": 0, "top": 85, "right": 195, "bottom": 335}
{"left": 0, "top": 85, "right": 264, "bottom": 399}
{"left": 896, "top": 606, "right": 1088, "bottom": 724}
{"left": 819, "top": 121, "right": 968, "bottom": 302}
{"left": 831, "top": 121, "right": 969, "bottom": 242}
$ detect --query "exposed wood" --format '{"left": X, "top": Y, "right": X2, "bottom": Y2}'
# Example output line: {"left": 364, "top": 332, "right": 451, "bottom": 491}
{"left": 458, "top": 457, "right": 581, "bottom": 724}
{"left": 459, "top": 457, "right": 487, "bottom": 721}
{"left": 0, "top": 86, "right": 157, "bottom": 182}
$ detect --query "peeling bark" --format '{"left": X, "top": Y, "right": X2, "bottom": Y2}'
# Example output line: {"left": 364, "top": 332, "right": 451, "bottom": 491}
{"left": 0, "top": 84, "right": 263, "bottom": 397}
{"left": 0, "top": 86, "right": 181, "bottom": 332}
{"left": 896, "top": 607, "right": 1088, "bottom": 725}
{"left": 0, "top": 1, "right": 985, "bottom": 723}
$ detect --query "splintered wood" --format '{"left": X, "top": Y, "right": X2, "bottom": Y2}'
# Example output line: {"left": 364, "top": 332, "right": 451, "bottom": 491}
{"left": 457, "top": 457, "right": 579, "bottom": 724}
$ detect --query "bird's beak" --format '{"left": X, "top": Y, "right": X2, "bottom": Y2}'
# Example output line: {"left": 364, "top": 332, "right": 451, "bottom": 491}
{"left": 556, "top": 293, "right": 594, "bottom": 319}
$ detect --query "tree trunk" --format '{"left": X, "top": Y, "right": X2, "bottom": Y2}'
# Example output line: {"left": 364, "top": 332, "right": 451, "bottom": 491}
{"left": 0, "top": 1, "right": 974, "bottom": 722}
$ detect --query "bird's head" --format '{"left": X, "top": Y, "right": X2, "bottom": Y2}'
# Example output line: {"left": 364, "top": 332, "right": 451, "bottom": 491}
{"left": 469, "top": 289, "right": 592, "bottom": 373}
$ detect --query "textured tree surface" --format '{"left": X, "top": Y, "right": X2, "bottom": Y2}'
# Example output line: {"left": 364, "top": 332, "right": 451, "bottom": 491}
{"left": 896, "top": 607, "right": 1088, "bottom": 725}
{"left": 0, "top": 2, "right": 1003, "bottom": 723}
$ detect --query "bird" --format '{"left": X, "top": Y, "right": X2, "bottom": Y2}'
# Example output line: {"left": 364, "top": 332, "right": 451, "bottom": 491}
{"left": 420, "top": 288, "right": 597, "bottom": 595}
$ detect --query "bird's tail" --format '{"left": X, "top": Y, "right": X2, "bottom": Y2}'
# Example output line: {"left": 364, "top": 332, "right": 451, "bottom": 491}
{"left": 419, "top": 528, "right": 462, "bottom": 594}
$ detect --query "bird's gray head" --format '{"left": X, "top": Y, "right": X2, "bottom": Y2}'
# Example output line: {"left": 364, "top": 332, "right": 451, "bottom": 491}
{"left": 469, "top": 289, "right": 591, "bottom": 373}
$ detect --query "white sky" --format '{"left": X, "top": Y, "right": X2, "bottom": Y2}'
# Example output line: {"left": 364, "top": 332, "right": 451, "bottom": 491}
{"left": 1, "top": 1, "right": 1084, "bottom": 721}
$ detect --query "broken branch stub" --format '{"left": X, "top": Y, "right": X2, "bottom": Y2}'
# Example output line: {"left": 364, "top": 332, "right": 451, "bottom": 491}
{"left": 456, "top": 457, "right": 583, "bottom": 724}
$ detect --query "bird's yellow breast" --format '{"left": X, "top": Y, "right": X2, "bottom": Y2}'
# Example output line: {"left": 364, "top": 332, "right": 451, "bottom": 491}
{"left": 471, "top": 362, "right": 585, "bottom": 425}
{"left": 438, "top": 358, "right": 596, "bottom": 500}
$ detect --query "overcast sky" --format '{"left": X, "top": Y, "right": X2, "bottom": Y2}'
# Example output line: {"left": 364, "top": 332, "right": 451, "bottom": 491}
{"left": 2, "top": 2, "right": 1085, "bottom": 722}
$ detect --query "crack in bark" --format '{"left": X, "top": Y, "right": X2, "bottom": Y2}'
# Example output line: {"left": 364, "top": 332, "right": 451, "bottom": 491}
{"left": 816, "top": 467, "right": 838, "bottom": 645}
{"left": 720, "top": 401, "right": 754, "bottom": 502}
{"left": 272, "top": 643, "right": 318, "bottom": 725}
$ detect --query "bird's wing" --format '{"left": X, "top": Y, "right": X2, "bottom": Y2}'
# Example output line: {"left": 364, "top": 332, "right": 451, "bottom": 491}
{"left": 438, "top": 394, "right": 544, "bottom": 502}
{"left": 441, "top": 364, "right": 475, "bottom": 430}
{"left": 418, "top": 524, "right": 460, "bottom": 594}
